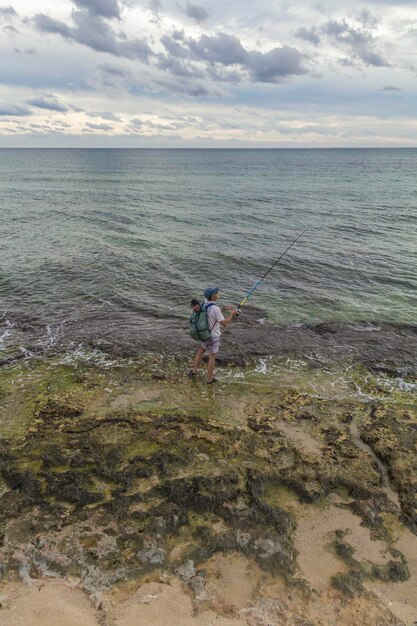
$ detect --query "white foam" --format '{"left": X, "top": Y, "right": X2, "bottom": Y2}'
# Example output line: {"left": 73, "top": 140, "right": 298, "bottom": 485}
{"left": 0, "top": 328, "right": 13, "bottom": 346}
{"left": 348, "top": 323, "right": 381, "bottom": 332}
{"left": 376, "top": 375, "right": 416, "bottom": 393}
{"left": 254, "top": 357, "right": 270, "bottom": 375}
{"left": 57, "top": 344, "right": 117, "bottom": 368}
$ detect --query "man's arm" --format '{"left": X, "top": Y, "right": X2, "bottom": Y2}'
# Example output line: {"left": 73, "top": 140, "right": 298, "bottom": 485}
{"left": 220, "top": 307, "right": 237, "bottom": 327}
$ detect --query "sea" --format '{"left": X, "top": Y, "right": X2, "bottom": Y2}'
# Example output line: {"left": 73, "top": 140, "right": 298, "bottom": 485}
{"left": 0, "top": 148, "right": 416, "bottom": 361}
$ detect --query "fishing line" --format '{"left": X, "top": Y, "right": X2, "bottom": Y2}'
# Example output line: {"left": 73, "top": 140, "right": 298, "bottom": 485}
{"left": 237, "top": 225, "right": 311, "bottom": 314}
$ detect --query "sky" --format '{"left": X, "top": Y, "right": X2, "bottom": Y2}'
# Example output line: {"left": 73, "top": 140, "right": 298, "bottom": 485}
{"left": 0, "top": 0, "right": 417, "bottom": 147}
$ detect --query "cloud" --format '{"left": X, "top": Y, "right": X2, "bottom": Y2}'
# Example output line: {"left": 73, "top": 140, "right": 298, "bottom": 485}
{"left": 206, "top": 65, "right": 242, "bottom": 83}
{"left": 183, "top": 2, "right": 209, "bottom": 23}
{"left": 3, "top": 24, "right": 19, "bottom": 33}
{"left": 295, "top": 27, "right": 320, "bottom": 47}
{"left": 157, "top": 55, "right": 205, "bottom": 78}
{"left": 97, "top": 63, "right": 130, "bottom": 77}
{"left": 32, "top": 14, "right": 71, "bottom": 38}
{"left": 72, "top": 0, "right": 121, "bottom": 19}
{"left": 381, "top": 85, "right": 402, "bottom": 91}
{"left": 85, "top": 121, "right": 114, "bottom": 129}
{"left": 357, "top": 10, "right": 379, "bottom": 30}
{"left": 188, "top": 32, "right": 248, "bottom": 65}
{"left": 153, "top": 76, "right": 228, "bottom": 97}
{"left": 148, "top": 0, "right": 162, "bottom": 23}
{"left": 0, "top": 5, "right": 17, "bottom": 21}
{"left": 14, "top": 47, "right": 37, "bottom": 55}
{"left": 25, "top": 94, "right": 69, "bottom": 112}
{"left": 0, "top": 103, "right": 31, "bottom": 116}
{"left": 247, "top": 46, "right": 307, "bottom": 82}
{"left": 33, "top": 10, "right": 153, "bottom": 61}
{"left": 161, "top": 32, "right": 307, "bottom": 83}
{"left": 322, "top": 19, "right": 389, "bottom": 67}
{"left": 87, "top": 110, "right": 121, "bottom": 120}
{"left": 277, "top": 124, "right": 339, "bottom": 136}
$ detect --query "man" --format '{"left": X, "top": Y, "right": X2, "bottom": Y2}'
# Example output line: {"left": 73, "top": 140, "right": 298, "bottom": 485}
{"left": 189, "top": 287, "right": 237, "bottom": 384}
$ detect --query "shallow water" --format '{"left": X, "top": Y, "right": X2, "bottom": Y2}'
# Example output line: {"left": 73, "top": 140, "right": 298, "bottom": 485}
{"left": 1, "top": 148, "right": 416, "bottom": 360}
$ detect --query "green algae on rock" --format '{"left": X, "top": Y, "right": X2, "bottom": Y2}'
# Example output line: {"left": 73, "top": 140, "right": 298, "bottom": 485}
{"left": 0, "top": 354, "right": 416, "bottom": 624}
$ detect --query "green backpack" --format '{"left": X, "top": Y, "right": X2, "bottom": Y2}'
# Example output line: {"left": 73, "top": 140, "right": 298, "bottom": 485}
{"left": 189, "top": 302, "right": 215, "bottom": 342}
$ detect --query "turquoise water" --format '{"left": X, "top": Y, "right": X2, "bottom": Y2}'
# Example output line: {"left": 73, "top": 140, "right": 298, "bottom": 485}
{"left": 0, "top": 148, "right": 416, "bottom": 356}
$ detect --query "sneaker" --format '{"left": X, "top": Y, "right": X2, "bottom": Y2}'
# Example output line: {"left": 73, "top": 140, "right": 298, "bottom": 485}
{"left": 188, "top": 370, "right": 196, "bottom": 378}
{"left": 207, "top": 378, "right": 219, "bottom": 385}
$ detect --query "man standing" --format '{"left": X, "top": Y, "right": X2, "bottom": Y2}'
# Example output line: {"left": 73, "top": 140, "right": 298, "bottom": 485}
{"left": 189, "top": 287, "right": 237, "bottom": 384}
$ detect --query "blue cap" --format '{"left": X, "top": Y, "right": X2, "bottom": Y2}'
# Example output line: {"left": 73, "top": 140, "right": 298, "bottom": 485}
{"left": 204, "top": 286, "right": 219, "bottom": 299}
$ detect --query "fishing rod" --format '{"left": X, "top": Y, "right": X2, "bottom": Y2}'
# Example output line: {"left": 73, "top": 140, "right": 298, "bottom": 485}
{"left": 236, "top": 225, "right": 311, "bottom": 315}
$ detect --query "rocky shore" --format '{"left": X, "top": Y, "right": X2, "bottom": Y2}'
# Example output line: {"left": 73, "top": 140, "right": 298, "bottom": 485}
{"left": 0, "top": 319, "right": 416, "bottom": 625}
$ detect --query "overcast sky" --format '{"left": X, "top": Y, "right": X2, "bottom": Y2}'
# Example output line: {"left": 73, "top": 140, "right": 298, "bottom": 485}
{"left": 0, "top": 0, "right": 416, "bottom": 147}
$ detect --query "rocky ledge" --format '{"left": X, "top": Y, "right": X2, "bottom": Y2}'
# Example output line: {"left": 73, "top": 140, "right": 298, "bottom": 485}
{"left": 0, "top": 353, "right": 416, "bottom": 625}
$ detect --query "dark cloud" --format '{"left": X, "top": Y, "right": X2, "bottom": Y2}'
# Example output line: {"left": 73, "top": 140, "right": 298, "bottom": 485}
{"left": 161, "top": 32, "right": 307, "bottom": 83}
{"left": 85, "top": 121, "right": 114, "bottom": 129}
{"left": 381, "top": 85, "right": 402, "bottom": 91}
{"left": 189, "top": 32, "right": 248, "bottom": 65}
{"left": 98, "top": 63, "right": 130, "bottom": 77}
{"left": 357, "top": 10, "right": 379, "bottom": 30}
{"left": 33, "top": 14, "right": 71, "bottom": 38}
{"left": 184, "top": 2, "right": 209, "bottom": 23}
{"left": 148, "top": 0, "right": 162, "bottom": 23}
{"left": 69, "top": 10, "right": 119, "bottom": 54}
{"left": 117, "top": 37, "right": 153, "bottom": 61}
{"left": 3, "top": 24, "right": 19, "bottom": 33}
{"left": 72, "top": 0, "right": 121, "bottom": 19}
{"left": 130, "top": 118, "right": 178, "bottom": 130}
{"left": 25, "top": 94, "right": 69, "bottom": 112}
{"left": 247, "top": 46, "right": 306, "bottom": 82}
{"left": 0, "top": 5, "right": 17, "bottom": 20}
{"left": 322, "top": 19, "right": 389, "bottom": 67}
{"left": 14, "top": 47, "right": 37, "bottom": 55}
{"left": 160, "top": 33, "right": 189, "bottom": 58}
{"left": 33, "top": 11, "right": 153, "bottom": 61}
{"left": 87, "top": 110, "right": 121, "bottom": 120}
{"left": 0, "top": 103, "right": 31, "bottom": 116}
{"left": 206, "top": 65, "right": 242, "bottom": 83}
{"left": 295, "top": 27, "right": 320, "bottom": 46}
{"left": 153, "top": 76, "right": 227, "bottom": 97}
{"left": 157, "top": 55, "right": 205, "bottom": 78}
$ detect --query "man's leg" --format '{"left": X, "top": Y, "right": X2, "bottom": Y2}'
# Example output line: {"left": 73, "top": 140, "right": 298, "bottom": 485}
{"left": 207, "top": 353, "right": 216, "bottom": 383}
{"left": 192, "top": 346, "right": 206, "bottom": 373}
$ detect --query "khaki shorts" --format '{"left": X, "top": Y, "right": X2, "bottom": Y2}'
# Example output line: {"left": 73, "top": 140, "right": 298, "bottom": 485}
{"left": 201, "top": 337, "right": 220, "bottom": 354}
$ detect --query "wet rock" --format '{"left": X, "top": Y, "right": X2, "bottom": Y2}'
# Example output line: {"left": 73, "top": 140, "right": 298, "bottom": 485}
{"left": 348, "top": 500, "right": 385, "bottom": 529}
{"left": 372, "top": 560, "right": 409, "bottom": 583}
{"left": 158, "top": 474, "right": 241, "bottom": 516}
{"left": 147, "top": 502, "right": 187, "bottom": 534}
{"left": 175, "top": 559, "right": 196, "bottom": 583}
{"left": 42, "top": 445, "right": 70, "bottom": 468}
{"left": 0, "top": 352, "right": 415, "bottom": 618}
{"left": 137, "top": 538, "right": 167, "bottom": 565}
{"left": 2, "top": 469, "right": 42, "bottom": 500}
{"left": 44, "top": 472, "right": 103, "bottom": 506}
{"left": 36, "top": 397, "right": 83, "bottom": 421}
{"left": 332, "top": 570, "right": 364, "bottom": 597}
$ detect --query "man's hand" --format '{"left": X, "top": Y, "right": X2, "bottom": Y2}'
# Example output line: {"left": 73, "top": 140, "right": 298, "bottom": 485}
{"left": 220, "top": 305, "right": 238, "bottom": 327}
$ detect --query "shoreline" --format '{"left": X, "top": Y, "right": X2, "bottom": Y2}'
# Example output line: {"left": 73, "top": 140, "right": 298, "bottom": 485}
{"left": 0, "top": 328, "right": 416, "bottom": 625}
{"left": 1, "top": 306, "right": 417, "bottom": 373}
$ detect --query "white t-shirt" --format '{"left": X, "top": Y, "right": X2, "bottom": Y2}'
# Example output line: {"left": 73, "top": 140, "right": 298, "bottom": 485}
{"left": 204, "top": 300, "right": 225, "bottom": 338}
